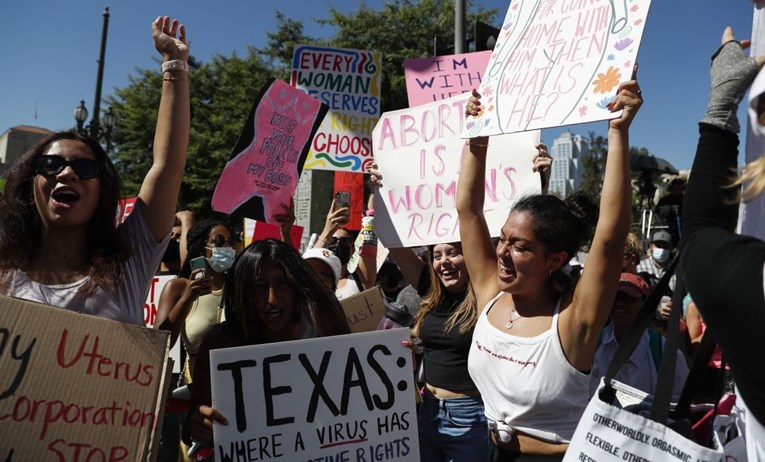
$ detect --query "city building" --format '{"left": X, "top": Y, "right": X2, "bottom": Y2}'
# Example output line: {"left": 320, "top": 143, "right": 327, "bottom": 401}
{"left": 0, "top": 126, "right": 54, "bottom": 175}
{"left": 549, "top": 131, "right": 588, "bottom": 198}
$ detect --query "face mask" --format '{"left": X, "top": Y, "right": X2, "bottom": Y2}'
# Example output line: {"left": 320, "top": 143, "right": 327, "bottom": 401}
{"left": 651, "top": 247, "right": 670, "bottom": 263}
{"left": 206, "top": 247, "right": 236, "bottom": 273}
{"left": 328, "top": 238, "right": 353, "bottom": 265}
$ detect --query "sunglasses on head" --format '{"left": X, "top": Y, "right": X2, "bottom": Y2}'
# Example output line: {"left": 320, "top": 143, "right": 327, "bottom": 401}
{"left": 33, "top": 155, "right": 101, "bottom": 180}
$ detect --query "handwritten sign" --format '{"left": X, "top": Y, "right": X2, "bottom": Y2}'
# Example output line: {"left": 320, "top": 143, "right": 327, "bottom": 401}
{"left": 144, "top": 274, "right": 181, "bottom": 374}
{"left": 340, "top": 286, "right": 386, "bottom": 333}
{"left": 373, "top": 94, "right": 541, "bottom": 248}
{"left": 464, "top": 0, "right": 652, "bottom": 136}
{"left": 564, "top": 379, "right": 721, "bottom": 462}
{"left": 212, "top": 78, "right": 328, "bottom": 222}
{"left": 210, "top": 329, "right": 419, "bottom": 461}
{"left": 292, "top": 45, "right": 382, "bottom": 173}
{"left": 404, "top": 51, "right": 491, "bottom": 107}
{"left": 0, "top": 295, "right": 171, "bottom": 461}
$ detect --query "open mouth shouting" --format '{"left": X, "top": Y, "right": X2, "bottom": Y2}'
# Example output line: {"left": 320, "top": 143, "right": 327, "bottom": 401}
{"left": 498, "top": 258, "right": 516, "bottom": 283}
{"left": 51, "top": 186, "right": 81, "bottom": 208}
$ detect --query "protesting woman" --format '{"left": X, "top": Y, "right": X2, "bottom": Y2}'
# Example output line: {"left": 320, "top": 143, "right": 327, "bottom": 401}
{"left": 680, "top": 26, "right": 765, "bottom": 458}
{"left": 182, "top": 239, "right": 351, "bottom": 445}
{"left": 457, "top": 78, "right": 641, "bottom": 459}
{"left": 0, "top": 16, "right": 189, "bottom": 325}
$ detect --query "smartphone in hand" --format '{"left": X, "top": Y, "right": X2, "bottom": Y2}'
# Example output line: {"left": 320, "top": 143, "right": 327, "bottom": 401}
{"left": 334, "top": 191, "right": 351, "bottom": 223}
{"left": 189, "top": 256, "right": 207, "bottom": 279}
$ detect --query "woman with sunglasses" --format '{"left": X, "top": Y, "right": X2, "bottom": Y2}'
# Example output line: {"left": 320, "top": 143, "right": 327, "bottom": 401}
{"left": 155, "top": 220, "right": 236, "bottom": 358}
{"left": 0, "top": 16, "right": 189, "bottom": 325}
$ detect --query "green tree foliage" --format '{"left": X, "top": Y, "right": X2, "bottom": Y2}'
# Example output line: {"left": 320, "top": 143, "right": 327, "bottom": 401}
{"left": 106, "top": 2, "right": 497, "bottom": 220}
{"left": 579, "top": 131, "right": 607, "bottom": 203}
{"left": 320, "top": 0, "right": 498, "bottom": 112}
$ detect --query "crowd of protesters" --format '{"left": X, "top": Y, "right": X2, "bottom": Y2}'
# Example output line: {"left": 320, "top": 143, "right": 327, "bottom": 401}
{"left": 4, "top": 10, "right": 765, "bottom": 462}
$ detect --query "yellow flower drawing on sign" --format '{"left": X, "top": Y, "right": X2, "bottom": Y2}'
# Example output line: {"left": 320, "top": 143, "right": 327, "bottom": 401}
{"left": 592, "top": 66, "right": 622, "bottom": 94}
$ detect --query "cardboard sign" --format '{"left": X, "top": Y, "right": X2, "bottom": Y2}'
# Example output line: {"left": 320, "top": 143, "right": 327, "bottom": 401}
{"left": 211, "top": 78, "right": 329, "bottom": 222}
{"left": 373, "top": 94, "right": 541, "bottom": 248}
{"left": 292, "top": 45, "right": 382, "bottom": 173}
{"left": 210, "top": 329, "right": 419, "bottom": 461}
{"left": 404, "top": 51, "right": 492, "bottom": 107}
{"left": 0, "top": 295, "right": 171, "bottom": 461}
{"left": 340, "top": 286, "right": 386, "bottom": 333}
{"left": 464, "top": 0, "right": 652, "bottom": 136}
{"left": 144, "top": 274, "right": 182, "bottom": 374}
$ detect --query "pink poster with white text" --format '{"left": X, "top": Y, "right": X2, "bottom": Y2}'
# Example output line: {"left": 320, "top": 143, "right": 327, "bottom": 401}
{"left": 211, "top": 79, "right": 328, "bottom": 222}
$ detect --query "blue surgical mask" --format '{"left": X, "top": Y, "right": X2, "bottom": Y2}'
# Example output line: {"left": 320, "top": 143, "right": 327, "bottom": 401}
{"left": 651, "top": 247, "right": 670, "bottom": 263}
{"left": 205, "top": 246, "right": 235, "bottom": 273}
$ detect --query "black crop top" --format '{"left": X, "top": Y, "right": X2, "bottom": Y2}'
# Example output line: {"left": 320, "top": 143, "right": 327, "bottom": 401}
{"left": 417, "top": 268, "right": 477, "bottom": 391}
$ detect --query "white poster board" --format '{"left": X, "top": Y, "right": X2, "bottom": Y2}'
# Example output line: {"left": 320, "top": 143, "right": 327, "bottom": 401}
{"left": 210, "top": 329, "right": 419, "bottom": 461}
{"left": 292, "top": 45, "right": 382, "bottom": 173}
{"left": 373, "top": 94, "right": 541, "bottom": 248}
{"left": 144, "top": 274, "right": 181, "bottom": 374}
{"left": 464, "top": 0, "right": 652, "bottom": 136}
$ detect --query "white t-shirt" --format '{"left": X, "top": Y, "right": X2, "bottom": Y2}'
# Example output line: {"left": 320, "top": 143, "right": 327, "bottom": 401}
{"left": 468, "top": 292, "right": 590, "bottom": 443}
{"left": 6, "top": 206, "right": 169, "bottom": 325}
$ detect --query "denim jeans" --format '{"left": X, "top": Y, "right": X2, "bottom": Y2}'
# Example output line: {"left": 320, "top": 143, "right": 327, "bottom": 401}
{"left": 418, "top": 393, "right": 490, "bottom": 462}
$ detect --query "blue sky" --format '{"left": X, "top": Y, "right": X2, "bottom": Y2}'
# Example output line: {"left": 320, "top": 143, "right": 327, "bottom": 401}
{"left": 0, "top": 1, "right": 757, "bottom": 171}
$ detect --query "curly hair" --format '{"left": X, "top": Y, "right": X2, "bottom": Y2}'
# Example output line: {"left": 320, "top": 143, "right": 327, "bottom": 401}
{"left": 222, "top": 239, "right": 350, "bottom": 344}
{"left": 510, "top": 191, "right": 599, "bottom": 294}
{"left": 0, "top": 132, "right": 127, "bottom": 292}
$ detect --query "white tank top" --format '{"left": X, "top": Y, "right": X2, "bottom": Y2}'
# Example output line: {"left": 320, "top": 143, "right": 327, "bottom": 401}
{"left": 468, "top": 292, "right": 589, "bottom": 443}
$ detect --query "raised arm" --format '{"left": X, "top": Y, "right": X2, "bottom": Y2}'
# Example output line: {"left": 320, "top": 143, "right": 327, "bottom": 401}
{"left": 563, "top": 75, "right": 642, "bottom": 368}
{"left": 154, "top": 272, "right": 211, "bottom": 346}
{"left": 176, "top": 210, "right": 194, "bottom": 268}
{"left": 138, "top": 17, "right": 190, "bottom": 242}
{"left": 366, "top": 163, "right": 426, "bottom": 287}
{"left": 355, "top": 193, "right": 379, "bottom": 290}
{"left": 457, "top": 90, "right": 500, "bottom": 304}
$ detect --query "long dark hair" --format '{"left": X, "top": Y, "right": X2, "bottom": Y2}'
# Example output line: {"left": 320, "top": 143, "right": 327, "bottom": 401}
{"left": 178, "top": 220, "right": 230, "bottom": 278}
{"left": 0, "top": 132, "right": 127, "bottom": 291}
{"left": 223, "top": 239, "right": 350, "bottom": 344}
{"left": 511, "top": 191, "right": 598, "bottom": 294}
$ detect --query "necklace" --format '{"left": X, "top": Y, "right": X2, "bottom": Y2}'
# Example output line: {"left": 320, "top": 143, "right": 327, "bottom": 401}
{"left": 506, "top": 305, "right": 521, "bottom": 329}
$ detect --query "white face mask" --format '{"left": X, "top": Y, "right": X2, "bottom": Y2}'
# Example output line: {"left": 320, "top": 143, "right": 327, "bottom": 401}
{"left": 205, "top": 246, "right": 236, "bottom": 273}
{"left": 652, "top": 247, "right": 670, "bottom": 263}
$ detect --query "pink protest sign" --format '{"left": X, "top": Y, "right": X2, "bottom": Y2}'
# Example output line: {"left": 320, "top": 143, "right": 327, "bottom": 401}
{"left": 373, "top": 94, "right": 541, "bottom": 248}
{"left": 404, "top": 51, "right": 491, "bottom": 107}
{"left": 464, "top": 0, "right": 652, "bottom": 137}
{"left": 212, "top": 79, "right": 328, "bottom": 222}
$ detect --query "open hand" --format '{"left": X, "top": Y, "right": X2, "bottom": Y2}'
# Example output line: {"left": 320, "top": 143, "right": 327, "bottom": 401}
{"left": 152, "top": 16, "right": 188, "bottom": 62}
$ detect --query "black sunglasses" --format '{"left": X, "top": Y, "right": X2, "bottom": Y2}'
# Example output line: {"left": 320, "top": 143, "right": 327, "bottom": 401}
{"left": 33, "top": 155, "right": 101, "bottom": 180}
{"left": 208, "top": 234, "right": 237, "bottom": 247}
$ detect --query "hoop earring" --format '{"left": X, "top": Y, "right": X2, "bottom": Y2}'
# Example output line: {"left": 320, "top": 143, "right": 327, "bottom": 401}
{"left": 548, "top": 270, "right": 552, "bottom": 279}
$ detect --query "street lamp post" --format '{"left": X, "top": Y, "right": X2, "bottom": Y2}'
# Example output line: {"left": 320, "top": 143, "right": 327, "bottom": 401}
{"left": 73, "top": 7, "right": 116, "bottom": 153}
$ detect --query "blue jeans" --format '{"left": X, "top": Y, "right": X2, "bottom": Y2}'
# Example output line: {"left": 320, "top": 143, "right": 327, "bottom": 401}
{"left": 418, "top": 393, "right": 490, "bottom": 462}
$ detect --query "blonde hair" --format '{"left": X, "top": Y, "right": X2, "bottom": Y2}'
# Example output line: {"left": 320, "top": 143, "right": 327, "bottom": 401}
{"left": 624, "top": 232, "right": 643, "bottom": 258}
{"left": 732, "top": 156, "right": 765, "bottom": 202}
{"left": 410, "top": 248, "right": 477, "bottom": 338}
